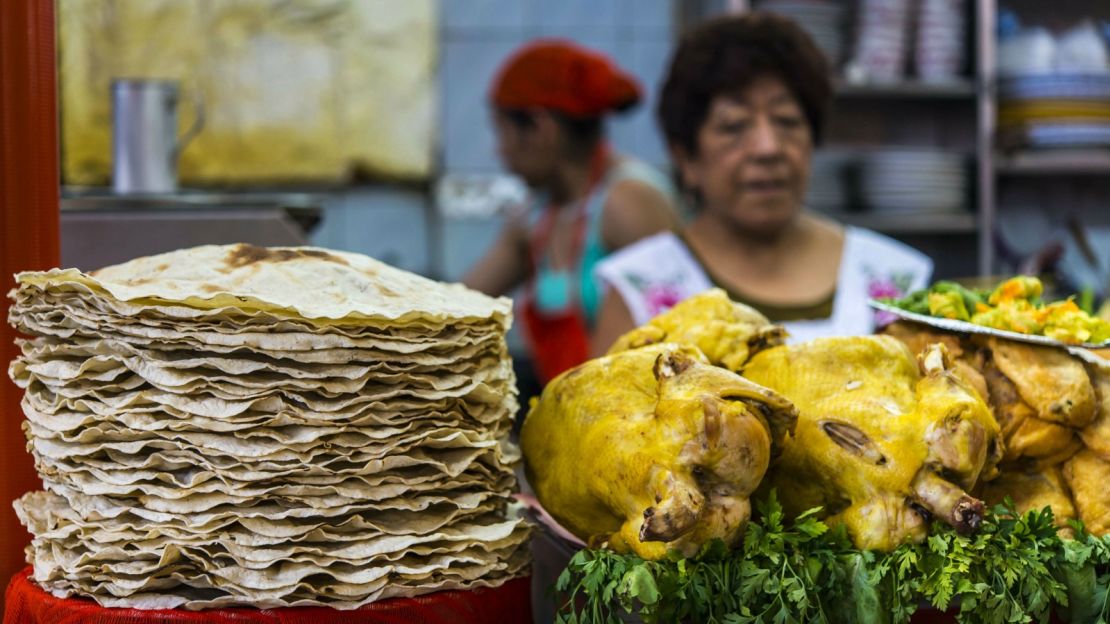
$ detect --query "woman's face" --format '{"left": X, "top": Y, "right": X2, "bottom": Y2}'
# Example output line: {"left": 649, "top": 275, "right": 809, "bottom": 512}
{"left": 492, "top": 110, "right": 560, "bottom": 188}
{"left": 677, "top": 75, "right": 813, "bottom": 236}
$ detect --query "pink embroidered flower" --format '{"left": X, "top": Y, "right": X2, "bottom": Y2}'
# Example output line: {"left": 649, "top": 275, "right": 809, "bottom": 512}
{"left": 868, "top": 278, "right": 904, "bottom": 327}
{"left": 645, "top": 284, "right": 683, "bottom": 316}
{"left": 868, "top": 279, "right": 903, "bottom": 300}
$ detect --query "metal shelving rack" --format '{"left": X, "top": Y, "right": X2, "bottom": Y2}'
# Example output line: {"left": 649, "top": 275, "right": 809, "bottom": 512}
{"left": 976, "top": 0, "right": 997, "bottom": 277}
{"left": 996, "top": 150, "right": 1110, "bottom": 176}
{"left": 979, "top": 0, "right": 1110, "bottom": 279}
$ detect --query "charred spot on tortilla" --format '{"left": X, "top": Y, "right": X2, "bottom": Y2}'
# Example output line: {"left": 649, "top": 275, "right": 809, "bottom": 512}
{"left": 224, "top": 244, "right": 349, "bottom": 268}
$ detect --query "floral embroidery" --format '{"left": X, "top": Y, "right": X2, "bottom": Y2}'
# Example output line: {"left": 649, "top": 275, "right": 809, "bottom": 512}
{"left": 644, "top": 283, "right": 683, "bottom": 316}
{"left": 625, "top": 271, "right": 688, "bottom": 318}
{"left": 865, "top": 267, "right": 917, "bottom": 327}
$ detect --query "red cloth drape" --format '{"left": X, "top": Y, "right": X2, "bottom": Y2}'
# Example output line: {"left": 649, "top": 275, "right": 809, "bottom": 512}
{"left": 4, "top": 568, "right": 533, "bottom": 624}
{"left": 0, "top": 0, "right": 60, "bottom": 610}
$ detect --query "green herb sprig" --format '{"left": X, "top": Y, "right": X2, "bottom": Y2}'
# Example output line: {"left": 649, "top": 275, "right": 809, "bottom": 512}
{"left": 554, "top": 495, "right": 1110, "bottom": 624}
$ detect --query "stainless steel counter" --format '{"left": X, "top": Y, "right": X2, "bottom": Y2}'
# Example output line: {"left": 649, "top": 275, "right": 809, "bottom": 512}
{"left": 60, "top": 189, "right": 323, "bottom": 271}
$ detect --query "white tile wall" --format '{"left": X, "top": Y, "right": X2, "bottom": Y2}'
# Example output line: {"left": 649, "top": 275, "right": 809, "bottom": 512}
{"left": 527, "top": 0, "right": 620, "bottom": 36}
{"left": 442, "top": 0, "right": 526, "bottom": 34}
{"left": 309, "top": 188, "right": 430, "bottom": 275}
{"left": 610, "top": 37, "right": 674, "bottom": 167}
{"left": 440, "top": 36, "right": 527, "bottom": 172}
{"left": 439, "top": 215, "right": 506, "bottom": 282}
{"left": 618, "top": 0, "right": 674, "bottom": 38}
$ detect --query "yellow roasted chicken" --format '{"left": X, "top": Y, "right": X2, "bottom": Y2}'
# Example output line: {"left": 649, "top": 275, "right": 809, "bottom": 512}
{"left": 986, "top": 338, "right": 1096, "bottom": 429}
{"left": 1078, "top": 362, "right": 1110, "bottom": 459}
{"left": 982, "top": 360, "right": 1080, "bottom": 464}
{"left": 979, "top": 466, "right": 1078, "bottom": 534}
{"left": 883, "top": 320, "right": 1110, "bottom": 534}
{"left": 882, "top": 321, "right": 989, "bottom": 402}
{"left": 521, "top": 343, "right": 797, "bottom": 560}
{"left": 743, "top": 337, "right": 1002, "bottom": 551}
{"left": 608, "top": 288, "right": 786, "bottom": 372}
{"left": 1063, "top": 449, "right": 1110, "bottom": 536}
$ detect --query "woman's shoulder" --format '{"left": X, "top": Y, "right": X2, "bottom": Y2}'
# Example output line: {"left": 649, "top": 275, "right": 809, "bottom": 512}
{"left": 608, "top": 157, "right": 674, "bottom": 192}
{"left": 596, "top": 157, "right": 681, "bottom": 250}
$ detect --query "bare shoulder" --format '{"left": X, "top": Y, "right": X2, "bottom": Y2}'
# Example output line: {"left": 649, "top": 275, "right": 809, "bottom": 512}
{"left": 600, "top": 178, "right": 678, "bottom": 250}
{"left": 590, "top": 287, "right": 637, "bottom": 357}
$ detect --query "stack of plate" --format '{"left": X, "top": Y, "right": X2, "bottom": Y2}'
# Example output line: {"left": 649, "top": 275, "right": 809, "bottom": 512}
{"left": 9, "top": 244, "right": 529, "bottom": 609}
{"left": 1000, "top": 74, "right": 1110, "bottom": 100}
{"left": 860, "top": 149, "right": 967, "bottom": 213}
{"left": 915, "top": 0, "right": 967, "bottom": 82}
{"left": 759, "top": 0, "right": 845, "bottom": 66}
{"left": 849, "top": 0, "right": 913, "bottom": 82}
{"left": 999, "top": 74, "right": 1110, "bottom": 148}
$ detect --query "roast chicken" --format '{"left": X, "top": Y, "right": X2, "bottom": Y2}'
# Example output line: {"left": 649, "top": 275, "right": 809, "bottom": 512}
{"left": 1067, "top": 364, "right": 1110, "bottom": 535}
{"left": 882, "top": 321, "right": 989, "bottom": 401}
{"left": 743, "top": 337, "right": 1002, "bottom": 551}
{"left": 1063, "top": 448, "right": 1110, "bottom": 536}
{"left": 986, "top": 338, "right": 1096, "bottom": 429}
{"left": 885, "top": 320, "right": 1109, "bottom": 535}
{"left": 1079, "top": 362, "right": 1110, "bottom": 459}
{"left": 608, "top": 288, "right": 786, "bottom": 372}
{"left": 521, "top": 343, "right": 797, "bottom": 560}
{"left": 979, "top": 466, "right": 1077, "bottom": 536}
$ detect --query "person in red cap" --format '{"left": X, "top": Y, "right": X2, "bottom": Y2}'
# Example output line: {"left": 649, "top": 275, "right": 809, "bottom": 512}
{"left": 464, "top": 40, "right": 679, "bottom": 385}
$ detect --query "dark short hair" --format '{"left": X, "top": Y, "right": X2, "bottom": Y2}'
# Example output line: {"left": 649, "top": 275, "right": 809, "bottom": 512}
{"left": 657, "top": 13, "right": 833, "bottom": 156}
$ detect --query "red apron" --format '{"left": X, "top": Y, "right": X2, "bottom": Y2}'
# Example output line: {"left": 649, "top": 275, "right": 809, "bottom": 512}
{"left": 521, "top": 144, "right": 610, "bottom": 384}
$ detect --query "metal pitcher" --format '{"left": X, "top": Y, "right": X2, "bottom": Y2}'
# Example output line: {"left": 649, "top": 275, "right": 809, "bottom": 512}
{"left": 111, "top": 79, "right": 204, "bottom": 194}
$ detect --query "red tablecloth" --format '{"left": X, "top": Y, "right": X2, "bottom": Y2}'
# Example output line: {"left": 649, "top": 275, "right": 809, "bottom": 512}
{"left": 3, "top": 568, "right": 532, "bottom": 624}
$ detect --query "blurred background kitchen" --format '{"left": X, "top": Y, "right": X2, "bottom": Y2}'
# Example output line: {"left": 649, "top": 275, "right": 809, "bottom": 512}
{"left": 55, "top": 0, "right": 1110, "bottom": 368}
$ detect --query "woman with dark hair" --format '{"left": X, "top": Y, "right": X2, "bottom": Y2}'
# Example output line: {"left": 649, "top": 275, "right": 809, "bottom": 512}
{"left": 592, "top": 13, "right": 934, "bottom": 350}
{"left": 464, "top": 40, "right": 679, "bottom": 383}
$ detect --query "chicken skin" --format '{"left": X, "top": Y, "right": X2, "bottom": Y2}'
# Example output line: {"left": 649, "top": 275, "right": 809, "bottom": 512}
{"left": 743, "top": 337, "right": 1002, "bottom": 551}
{"left": 521, "top": 344, "right": 797, "bottom": 560}
{"left": 608, "top": 288, "right": 785, "bottom": 372}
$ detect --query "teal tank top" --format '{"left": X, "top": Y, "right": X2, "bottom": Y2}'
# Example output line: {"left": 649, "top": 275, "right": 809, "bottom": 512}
{"left": 532, "top": 158, "right": 676, "bottom": 327}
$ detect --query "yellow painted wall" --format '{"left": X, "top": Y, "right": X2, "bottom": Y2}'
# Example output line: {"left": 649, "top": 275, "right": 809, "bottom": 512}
{"left": 59, "top": 0, "right": 436, "bottom": 185}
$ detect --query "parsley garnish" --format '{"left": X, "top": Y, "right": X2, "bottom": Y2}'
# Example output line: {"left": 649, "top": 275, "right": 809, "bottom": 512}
{"left": 554, "top": 494, "right": 1110, "bottom": 624}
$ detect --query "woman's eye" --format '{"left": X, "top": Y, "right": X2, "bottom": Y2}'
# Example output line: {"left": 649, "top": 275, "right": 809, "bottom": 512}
{"left": 717, "top": 120, "right": 749, "bottom": 134}
{"left": 775, "top": 115, "right": 804, "bottom": 129}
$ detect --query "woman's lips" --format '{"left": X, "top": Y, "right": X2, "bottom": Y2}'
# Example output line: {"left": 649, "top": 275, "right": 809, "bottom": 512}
{"left": 743, "top": 179, "right": 790, "bottom": 196}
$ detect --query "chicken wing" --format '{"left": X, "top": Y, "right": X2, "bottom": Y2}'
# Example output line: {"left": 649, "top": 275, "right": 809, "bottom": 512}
{"left": 988, "top": 338, "right": 1096, "bottom": 428}
{"left": 608, "top": 288, "right": 786, "bottom": 372}
{"left": 1062, "top": 448, "right": 1110, "bottom": 536}
{"left": 1079, "top": 364, "right": 1110, "bottom": 461}
{"left": 978, "top": 465, "right": 1077, "bottom": 532}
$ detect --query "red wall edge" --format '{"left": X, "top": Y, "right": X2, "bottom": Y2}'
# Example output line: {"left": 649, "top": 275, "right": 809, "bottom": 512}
{"left": 0, "top": 0, "right": 61, "bottom": 602}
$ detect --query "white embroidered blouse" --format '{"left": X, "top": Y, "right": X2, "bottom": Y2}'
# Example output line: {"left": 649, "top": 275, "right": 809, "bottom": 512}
{"left": 594, "top": 228, "right": 934, "bottom": 342}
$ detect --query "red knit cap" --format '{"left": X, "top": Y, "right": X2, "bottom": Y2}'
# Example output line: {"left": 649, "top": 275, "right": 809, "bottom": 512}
{"left": 490, "top": 40, "right": 642, "bottom": 118}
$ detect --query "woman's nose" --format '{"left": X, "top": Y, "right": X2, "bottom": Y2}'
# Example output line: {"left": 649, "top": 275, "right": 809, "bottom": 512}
{"left": 748, "top": 117, "right": 783, "bottom": 158}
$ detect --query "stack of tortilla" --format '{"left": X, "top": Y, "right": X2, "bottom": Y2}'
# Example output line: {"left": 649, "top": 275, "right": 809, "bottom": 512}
{"left": 7, "top": 244, "right": 529, "bottom": 609}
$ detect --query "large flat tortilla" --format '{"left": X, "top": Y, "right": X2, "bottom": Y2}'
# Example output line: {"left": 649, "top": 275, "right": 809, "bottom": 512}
{"left": 15, "top": 243, "right": 511, "bottom": 326}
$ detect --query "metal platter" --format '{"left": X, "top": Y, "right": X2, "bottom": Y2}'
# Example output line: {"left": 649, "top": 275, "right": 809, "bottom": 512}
{"left": 869, "top": 299, "right": 1110, "bottom": 369}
